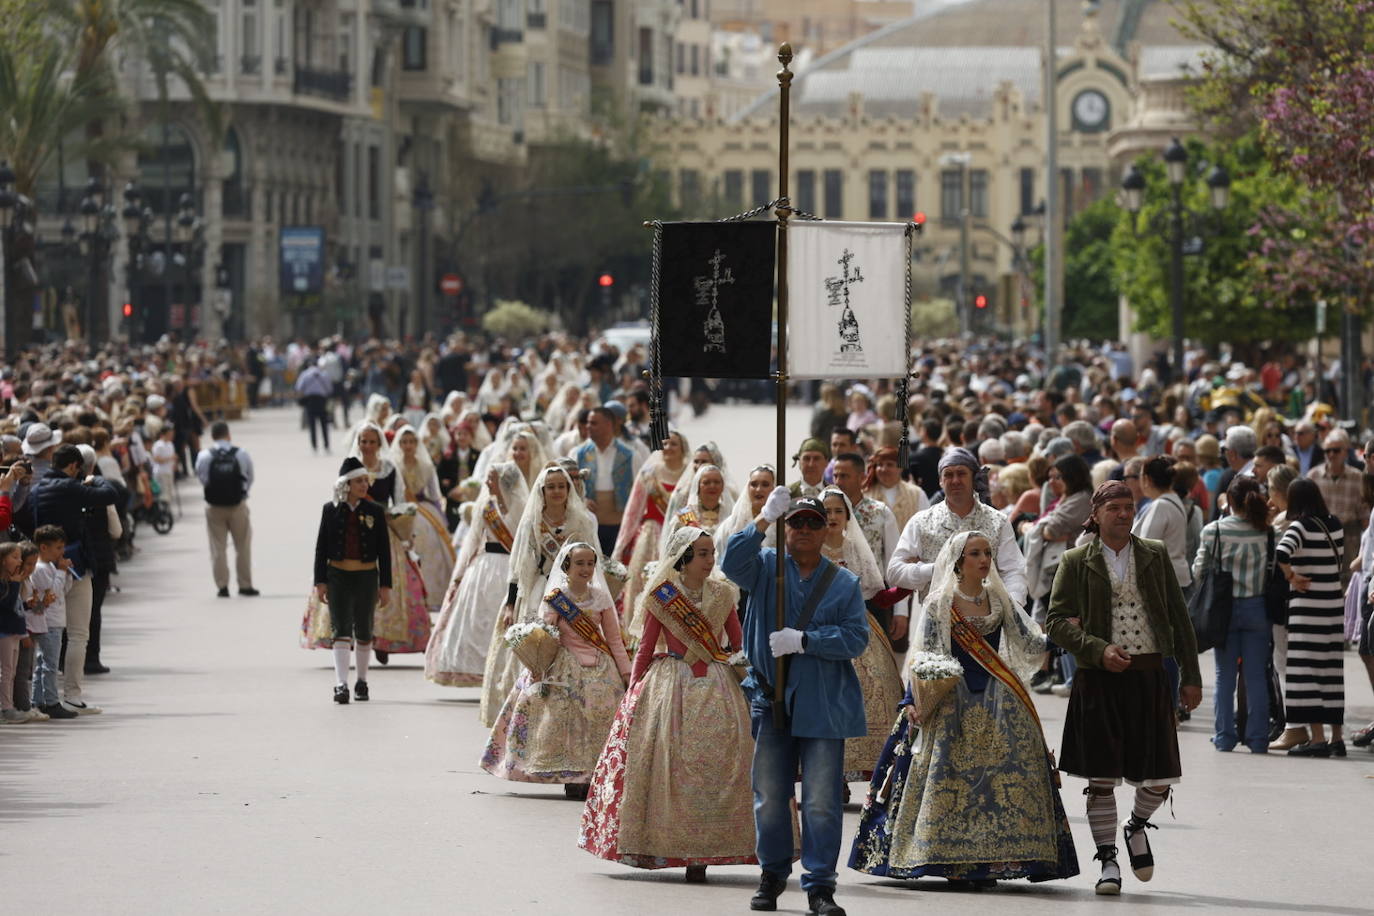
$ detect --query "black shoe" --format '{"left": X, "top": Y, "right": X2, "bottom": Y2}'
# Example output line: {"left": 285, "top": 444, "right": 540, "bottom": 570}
{"left": 1352, "top": 725, "right": 1374, "bottom": 748}
{"left": 750, "top": 872, "right": 787, "bottom": 911}
{"left": 217, "top": 587, "right": 230, "bottom": 598}
{"left": 238, "top": 587, "right": 260, "bottom": 597}
{"left": 562, "top": 783, "right": 589, "bottom": 801}
{"left": 1122, "top": 818, "right": 1157, "bottom": 882}
{"left": 1177, "top": 706, "right": 1191, "bottom": 722}
{"left": 374, "top": 649, "right": 389, "bottom": 665}
{"left": 333, "top": 685, "right": 350, "bottom": 705}
{"left": 1029, "top": 669, "right": 1051, "bottom": 689}
{"left": 684, "top": 865, "right": 707, "bottom": 883}
{"left": 1093, "top": 845, "right": 1121, "bottom": 896}
{"left": 40, "top": 703, "right": 79, "bottom": 720}
{"left": 1331, "top": 740, "right": 1346, "bottom": 758}
{"left": 806, "top": 886, "right": 846, "bottom": 916}
{"left": 354, "top": 680, "right": 369, "bottom": 702}
{"left": 1287, "top": 741, "right": 1331, "bottom": 758}
{"left": 84, "top": 663, "right": 110, "bottom": 675}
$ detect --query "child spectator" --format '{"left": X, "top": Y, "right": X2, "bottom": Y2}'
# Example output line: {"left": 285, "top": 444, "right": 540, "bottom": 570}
{"left": 30, "top": 525, "right": 79, "bottom": 719}
{"left": 151, "top": 424, "right": 178, "bottom": 503}
{"left": 12, "top": 542, "right": 43, "bottom": 721}
{"left": 0, "top": 541, "right": 27, "bottom": 724}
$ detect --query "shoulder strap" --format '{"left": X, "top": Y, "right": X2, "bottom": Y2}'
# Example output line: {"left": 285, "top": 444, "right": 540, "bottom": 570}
{"left": 1311, "top": 517, "right": 1342, "bottom": 567}
{"left": 794, "top": 561, "right": 839, "bottom": 632}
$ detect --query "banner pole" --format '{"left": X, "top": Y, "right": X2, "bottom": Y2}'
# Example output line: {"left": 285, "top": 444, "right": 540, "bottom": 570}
{"left": 772, "top": 43, "right": 794, "bottom": 730}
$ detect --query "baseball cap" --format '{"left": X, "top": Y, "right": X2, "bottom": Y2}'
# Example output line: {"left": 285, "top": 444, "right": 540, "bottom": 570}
{"left": 784, "top": 496, "right": 826, "bottom": 521}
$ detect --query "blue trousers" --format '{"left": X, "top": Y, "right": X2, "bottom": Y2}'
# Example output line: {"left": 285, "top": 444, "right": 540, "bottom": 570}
{"left": 1213, "top": 595, "right": 1270, "bottom": 752}
{"left": 750, "top": 707, "right": 846, "bottom": 892}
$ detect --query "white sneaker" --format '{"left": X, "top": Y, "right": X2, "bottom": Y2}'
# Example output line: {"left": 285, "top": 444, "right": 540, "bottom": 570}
{"left": 24, "top": 708, "right": 49, "bottom": 722}
{"left": 1051, "top": 683, "right": 1073, "bottom": 697}
{"left": 61, "top": 700, "right": 103, "bottom": 716}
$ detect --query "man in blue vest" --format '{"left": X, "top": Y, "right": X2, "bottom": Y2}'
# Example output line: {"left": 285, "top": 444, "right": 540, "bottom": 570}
{"left": 574, "top": 406, "right": 640, "bottom": 554}
{"left": 724, "top": 489, "right": 869, "bottom": 916}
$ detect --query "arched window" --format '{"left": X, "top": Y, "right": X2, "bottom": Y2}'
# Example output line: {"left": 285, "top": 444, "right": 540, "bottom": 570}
{"left": 222, "top": 127, "right": 247, "bottom": 217}
{"left": 136, "top": 123, "right": 197, "bottom": 217}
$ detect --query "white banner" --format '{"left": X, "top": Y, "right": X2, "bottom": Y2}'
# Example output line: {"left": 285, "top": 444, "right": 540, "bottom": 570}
{"left": 787, "top": 221, "right": 909, "bottom": 379}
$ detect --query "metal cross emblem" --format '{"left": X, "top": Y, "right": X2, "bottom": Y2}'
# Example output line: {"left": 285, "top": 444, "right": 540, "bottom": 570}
{"left": 695, "top": 249, "right": 734, "bottom": 354}
{"left": 826, "top": 248, "right": 865, "bottom": 354}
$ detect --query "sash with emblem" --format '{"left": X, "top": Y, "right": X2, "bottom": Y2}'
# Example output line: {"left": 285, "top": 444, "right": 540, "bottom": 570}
{"left": 646, "top": 578, "right": 734, "bottom": 668}
{"left": 538, "top": 521, "right": 566, "bottom": 568}
{"left": 546, "top": 588, "right": 614, "bottom": 658}
{"left": 649, "top": 479, "right": 671, "bottom": 515}
{"left": 483, "top": 500, "right": 516, "bottom": 551}
{"left": 676, "top": 506, "right": 700, "bottom": 529}
{"left": 949, "top": 603, "right": 1043, "bottom": 733}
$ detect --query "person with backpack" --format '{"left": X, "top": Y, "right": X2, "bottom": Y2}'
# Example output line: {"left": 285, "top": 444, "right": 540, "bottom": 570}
{"left": 194, "top": 421, "right": 258, "bottom": 598}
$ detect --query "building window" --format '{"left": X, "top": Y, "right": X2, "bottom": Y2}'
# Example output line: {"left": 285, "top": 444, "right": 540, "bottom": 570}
{"left": 895, "top": 169, "right": 915, "bottom": 219}
{"left": 637, "top": 27, "right": 653, "bottom": 85}
{"left": 241, "top": 0, "right": 259, "bottom": 73}
{"left": 970, "top": 169, "right": 988, "bottom": 218}
{"left": 750, "top": 169, "right": 770, "bottom": 206}
{"left": 527, "top": 0, "right": 547, "bottom": 29}
{"left": 1060, "top": 167, "right": 1074, "bottom": 220}
{"left": 823, "top": 169, "right": 843, "bottom": 218}
{"left": 796, "top": 169, "right": 815, "bottom": 215}
{"left": 868, "top": 170, "right": 888, "bottom": 220}
{"left": 402, "top": 26, "right": 426, "bottom": 70}
{"left": 940, "top": 169, "right": 962, "bottom": 220}
{"left": 529, "top": 61, "right": 546, "bottom": 107}
{"left": 676, "top": 41, "right": 684, "bottom": 75}
{"left": 1080, "top": 167, "right": 1103, "bottom": 206}
{"left": 367, "top": 146, "right": 380, "bottom": 220}
{"left": 1019, "top": 167, "right": 1035, "bottom": 215}
{"left": 353, "top": 142, "right": 363, "bottom": 217}
{"left": 590, "top": 1, "right": 612, "bottom": 65}
{"left": 680, "top": 169, "right": 700, "bottom": 205}
{"left": 690, "top": 44, "right": 699, "bottom": 76}
{"left": 722, "top": 170, "right": 743, "bottom": 209}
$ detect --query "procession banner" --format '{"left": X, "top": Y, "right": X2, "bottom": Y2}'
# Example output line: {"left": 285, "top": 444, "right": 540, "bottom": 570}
{"left": 787, "top": 221, "right": 908, "bottom": 379}
{"left": 656, "top": 221, "right": 775, "bottom": 379}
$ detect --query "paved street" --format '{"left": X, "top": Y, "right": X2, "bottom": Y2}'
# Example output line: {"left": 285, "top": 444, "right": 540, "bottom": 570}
{"left": 2, "top": 405, "right": 1370, "bottom": 916}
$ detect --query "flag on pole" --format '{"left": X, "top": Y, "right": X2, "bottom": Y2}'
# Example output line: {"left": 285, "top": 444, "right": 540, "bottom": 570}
{"left": 655, "top": 221, "right": 776, "bottom": 380}
{"left": 787, "top": 221, "right": 909, "bottom": 379}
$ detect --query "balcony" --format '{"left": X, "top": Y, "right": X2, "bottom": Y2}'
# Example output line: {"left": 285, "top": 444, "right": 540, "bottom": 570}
{"left": 294, "top": 66, "right": 353, "bottom": 101}
{"left": 527, "top": 12, "right": 547, "bottom": 29}
{"left": 490, "top": 27, "right": 523, "bottom": 49}
{"left": 240, "top": 54, "right": 262, "bottom": 75}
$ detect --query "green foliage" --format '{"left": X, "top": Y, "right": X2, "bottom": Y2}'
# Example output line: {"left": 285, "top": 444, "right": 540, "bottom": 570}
{"left": 1111, "top": 135, "right": 1314, "bottom": 350}
{"left": 1028, "top": 197, "right": 1121, "bottom": 341}
{"left": 481, "top": 299, "right": 550, "bottom": 340}
{"left": 909, "top": 297, "right": 959, "bottom": 339}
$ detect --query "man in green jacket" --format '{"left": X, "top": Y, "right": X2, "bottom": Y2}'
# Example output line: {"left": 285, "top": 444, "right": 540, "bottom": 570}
{"left": 1047, "top": 481, "right": 1201, "bottom": 897}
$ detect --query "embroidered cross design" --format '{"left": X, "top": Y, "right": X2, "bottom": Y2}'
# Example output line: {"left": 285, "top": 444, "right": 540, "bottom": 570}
{"left": 825, "top": 248, "right": 864, "bottom": 354}
{"left": 694, "top": 249, "right": 734, "bottom": 354}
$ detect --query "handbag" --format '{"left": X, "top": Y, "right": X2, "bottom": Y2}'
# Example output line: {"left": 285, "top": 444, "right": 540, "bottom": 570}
{"left": 1187, "top": 525, "right": 1233, "bottom": 653}
{"left": 1264, "top": 528, "right": 1289, "bottom": 626}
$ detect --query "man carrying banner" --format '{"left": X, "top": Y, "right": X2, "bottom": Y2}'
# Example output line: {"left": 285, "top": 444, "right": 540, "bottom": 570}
{"left": 723, "top": 488, "right": 868, "bottom": 916}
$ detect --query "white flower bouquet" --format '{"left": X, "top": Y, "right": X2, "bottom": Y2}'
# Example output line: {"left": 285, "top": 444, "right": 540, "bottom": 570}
{"left": 726, "top": 650, "right": 749, "bottom": 683}
{"left": 907, "top": 652, "right": 963, "bottom": 725}
{"left": 386, "top": 502, "right": 418, "bottom": 541}
{"left": 504, "top": 621, "right": 562, "bottom": 678}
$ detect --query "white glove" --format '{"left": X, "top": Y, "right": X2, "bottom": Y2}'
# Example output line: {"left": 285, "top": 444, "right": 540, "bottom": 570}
{"left": 769, "top": 627, "right": 805, "bottom": 657}
{"left": 761, "top": 486, "right": 792, "bottom": 524}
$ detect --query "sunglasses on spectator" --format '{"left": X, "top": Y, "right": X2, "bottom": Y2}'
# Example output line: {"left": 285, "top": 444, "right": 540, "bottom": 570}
{"left": 785, "top": 516, "right": 826, "bottom": 530}
{"left": 1324, "top": 447, "right": 1344, "bottom": 454}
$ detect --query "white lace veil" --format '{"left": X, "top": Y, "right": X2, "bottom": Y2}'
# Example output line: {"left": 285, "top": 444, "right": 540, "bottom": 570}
{"left": 347, "top": 420, "right": 395, "bottom": 480}
{"left": 419, "top": 412, "right": 450, "bottom": 461}
{"left": 508, "top": 465, "right": 600, "bottom": 611}
{"left": 451, "top": 460, "right": 529, "bottom": 584}
{"left": 660, "top": 463, "right": 733, "bottom": 550}
{"left": 715, "top": 464, "right": 777, "bottom": 556}
{"left": 543, "top": 540, "right": 614, "bottom": 614}
{"left": 666, "top": 440, "right": 734, "bottom": 520}
{"left": 819, "top": 487, "right": 884, "bottom": 599}
{"left": 387, "top": 423, "right": 436, "bottom": 481}
{"left": 906, "top": 529, "right": 1047, "bottom": 684}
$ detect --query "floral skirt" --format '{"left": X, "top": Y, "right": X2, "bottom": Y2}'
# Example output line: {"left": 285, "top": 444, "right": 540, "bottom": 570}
{"left": 480, "top": 648, "right": 625, "bottom": 783}
{"left": 412, "top": 502, "right": 457, "bottom": 614}
{"left": 620, "top": 519, "right": 663, "bottom": 640}
{"left": 425, "top": 550, "right": 509, "bottom": 686}
{"left": 371, "top": 543, "right": 431, "bottom": 653}
{"left": 478, "top": 575, "right": 547, "bottom": 728}
{"left": 580, "top": 656, "right": 757, "bottom": 868}
{"left": 849, "top": 677, "right": 1078, "bottom": 882}
{"left": 844, "top": 614, "right": 906, "bottom": 782}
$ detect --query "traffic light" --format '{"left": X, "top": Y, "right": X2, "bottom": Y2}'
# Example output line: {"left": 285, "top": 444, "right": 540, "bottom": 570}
{"left": 974, "top": 294, "right": 988, "bottom": 310}
{"left": 598, "top": 273, "right": 614, "bottom": 288}
{"left": 912, "top": 211, "right": 926, "bottom": 227}
{"left": 122, "top": 302, "right": 133, "bottom": 318}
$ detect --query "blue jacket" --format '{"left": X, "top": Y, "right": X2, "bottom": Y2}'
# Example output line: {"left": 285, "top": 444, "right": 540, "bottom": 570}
{"left": 722, "top": 525, "right": 868, "bottom": 739}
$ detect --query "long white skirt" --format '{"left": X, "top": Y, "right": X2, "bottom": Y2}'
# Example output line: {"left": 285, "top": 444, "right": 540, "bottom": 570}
{"left": 426, "top": 550, "right": 510, "bottom": 687}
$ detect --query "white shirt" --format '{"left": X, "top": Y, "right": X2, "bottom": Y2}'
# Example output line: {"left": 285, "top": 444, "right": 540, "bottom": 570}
{"left": 30, "top": 561, "right": 73, "bottom": 630}
{"left": 1101, "top": 539, "right": 1131, "bottom": 580}
{"left": 595, "top": 443, "right": 617, "bottom": 492}
{"left": 886, "top": 499, "right": 1028, "bottom": 616}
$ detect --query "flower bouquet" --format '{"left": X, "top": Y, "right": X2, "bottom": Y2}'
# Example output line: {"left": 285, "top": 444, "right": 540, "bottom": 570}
{"left": 727, "top": 650, "right": 750, "bottom": 684}
{"left": 387, "top": 502, "right": 418, "bottom": 542}
{"left": 908, "top": 652, "right": 963, "bottom": 724}
{"left": 504, "top": 621, "right": 562, "bottom": 679}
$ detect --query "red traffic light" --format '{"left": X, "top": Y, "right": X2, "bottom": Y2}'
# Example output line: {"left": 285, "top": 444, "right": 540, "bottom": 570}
{"left": 912, "top": 211, "right": 926, "bottom": 226}
{"left": 122, "top": 302, "right": 133, "bottom": 318}
{"left": 974, "top": 294, "right": 988, "bottom": 309}
{"left": 598, "top": 273, "right": 614, "bottom": 287}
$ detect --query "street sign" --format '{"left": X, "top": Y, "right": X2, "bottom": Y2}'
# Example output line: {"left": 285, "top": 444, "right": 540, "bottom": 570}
{"left": 280, "top": 226, "right": 325, "bottom": 295}
{"left": 1182, "top": 236, "right": 1205, "bottom": 256}
{"left": 369, "top": 259, "right": 386, "bottom": 293}
{"left": 386, "top": 266, "right": 410, "bottom": 290}
{"left": 440, "top": 273, "right": 463, "bottom": 296}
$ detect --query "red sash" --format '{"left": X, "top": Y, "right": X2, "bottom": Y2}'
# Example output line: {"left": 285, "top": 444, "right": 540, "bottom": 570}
{"left": 483, "top": 501, "right": 515, "bottom": 551}
{"left": 648, "top": 580, "right": 732, "bottom": 664}
{"left": 949, "top": 603, "right": 1043, "bottom": 733}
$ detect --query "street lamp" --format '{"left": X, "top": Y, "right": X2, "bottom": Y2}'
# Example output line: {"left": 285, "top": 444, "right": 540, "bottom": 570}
{"left": 1121, "top": 136, "right": 1231, "bottom": 382}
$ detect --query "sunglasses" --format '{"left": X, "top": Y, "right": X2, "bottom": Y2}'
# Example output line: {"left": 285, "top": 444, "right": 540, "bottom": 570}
{"left": 785, "top": 516, "right": 826, "bottom": 530}
{"left": 1324, "top": 447, "right": 1344, "bottom": 455}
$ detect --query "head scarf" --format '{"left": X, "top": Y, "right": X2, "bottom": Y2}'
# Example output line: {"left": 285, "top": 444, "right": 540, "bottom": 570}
{"left": 818, "top": 487, "right": 884, "bottom": 599}
{"left": 666, "top": 440, "right": 735, "bottom": 522}
{"left": 450, "top": 460, "right": 529, "bottom": 585}
{"left": 543, "top": 540, "right": 615, "bottom": 615}
{"left": 660, "top": 463, "right": 730, "bottom": 551}
{"left": 1083, "top": 480, "right": 1133, "bottom": 534}
{"left": 507, "top": 465, "right": 599, "bottom": 617}
{"left": 908, "top": 529, "right": 1046, "bottom": 683}
{"left": 937, "top": 446, "right": 991, "bottom": 504}
{"left": 348, "top": 420, "right": 394, "bottom": 480}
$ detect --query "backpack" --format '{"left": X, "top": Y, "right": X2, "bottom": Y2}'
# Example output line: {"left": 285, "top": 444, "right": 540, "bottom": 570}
{"left": 204, "top": 446, "right": 244, "bottom": 506}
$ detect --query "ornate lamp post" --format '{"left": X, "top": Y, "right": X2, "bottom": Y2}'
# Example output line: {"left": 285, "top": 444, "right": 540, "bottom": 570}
{"left": 1121, "top": 137, "right": 1231, "bottom": 381}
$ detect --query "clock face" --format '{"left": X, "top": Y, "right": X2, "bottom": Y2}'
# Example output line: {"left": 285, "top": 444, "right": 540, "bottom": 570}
{"left": 1073, "top": 90, "right": 1109, "bottom": 130}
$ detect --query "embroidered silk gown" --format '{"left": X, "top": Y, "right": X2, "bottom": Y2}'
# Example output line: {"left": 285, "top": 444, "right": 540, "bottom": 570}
{"left": 610, "top": 467, "right": 677, "bottom": 639}
{"left": 481, "top": 590, "right": 632, "bottom": 783}
{"left": 849, "top": 601, "right": 1078, "bottom": 882}
{"left": 398, "top": 458, "right": 457, "bottom": 614}
{"left": 580, "top": 575, "right": 757, "bottom": 868}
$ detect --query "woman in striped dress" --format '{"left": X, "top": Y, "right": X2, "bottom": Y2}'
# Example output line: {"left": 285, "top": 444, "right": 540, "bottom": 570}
{"left": 1272, "top": 479, "right": 1347, "bottom": 757}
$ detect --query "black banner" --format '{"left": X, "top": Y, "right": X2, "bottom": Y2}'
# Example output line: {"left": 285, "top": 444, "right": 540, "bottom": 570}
{"left": 655, "top": 221, "right": 775, "bottom": 379}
